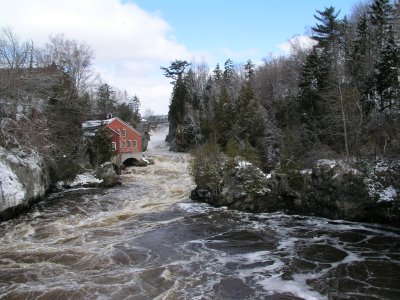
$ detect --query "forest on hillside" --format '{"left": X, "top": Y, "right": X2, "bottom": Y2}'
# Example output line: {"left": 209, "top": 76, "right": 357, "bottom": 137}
{"left": 0, "top": 31, "right": 142, "bottom": 181}
{"left": 164, "top": 0, "right": 400, "bottom": 174}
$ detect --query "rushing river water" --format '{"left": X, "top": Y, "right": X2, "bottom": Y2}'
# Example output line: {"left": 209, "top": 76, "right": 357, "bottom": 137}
{"left": 1, "top": 128, "right": 400, "bottom": 300}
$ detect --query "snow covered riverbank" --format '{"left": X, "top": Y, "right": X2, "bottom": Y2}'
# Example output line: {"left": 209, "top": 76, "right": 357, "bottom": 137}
{"left": 0, "top": 146, "right": 50, "bottom": 220}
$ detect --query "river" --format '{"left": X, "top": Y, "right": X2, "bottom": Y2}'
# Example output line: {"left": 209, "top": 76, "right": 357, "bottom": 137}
{"left": 0, "top": 127, "right": 400, "bottom": 300}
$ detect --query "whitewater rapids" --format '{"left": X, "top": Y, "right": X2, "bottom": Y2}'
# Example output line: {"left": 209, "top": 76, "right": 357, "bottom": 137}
{"left": 1, "top": 125, "right": 399, "bottom": 299}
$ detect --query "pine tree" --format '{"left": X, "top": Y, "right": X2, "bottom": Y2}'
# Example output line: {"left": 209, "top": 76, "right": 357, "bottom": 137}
{"left": 91, "top": 125, "right": 113, "bottom": 168}
{"left": 185, "top": 68, "right": 201, "bottom": 110}
{"left": 199, "top": 76, "right": 216, "bottom": 139}
{"left": 244, "top": 59, "right": 255, "bottom": 81}
{"left": 312, "top": 6, "right": 343, "bottom": 60}
{"left": 161, "top": 60, "right": 190, "bottom": 145}
{"left": 213, "top": 63, "right": 222, "bottom": 81}
{"left": 46, "top": 73, "right": 84, "bottom": 180}
{"left": 213, "top": 88, "right": 233, "bottom": 147}
{"left": 233, "top": 84, "right": 265, "bottom": 148}
{"left": 375, "top": 26, "right": 400, "bottom": 111}
{"left": 223, "top": 59, "right": 235, "bottom": 85}
{"left": 168, "top": 75, "right": 187, "bottom": 129}
{"left": 350, "top": 14, "right": 375, "bottom": 113}
{"left": 96, "top": 83, "right": 115, "bottom": 118}
{"left": 298, "top": 48, "right": 329, "bottom": 121}
{"left": 161, "top": 60, "right": 190, "bottom": 83}
{"left": 370, "top": 0, "right": 394, "bottom": 50}
{"left": 129, "top": 95, "right": 141, "bottom": 127}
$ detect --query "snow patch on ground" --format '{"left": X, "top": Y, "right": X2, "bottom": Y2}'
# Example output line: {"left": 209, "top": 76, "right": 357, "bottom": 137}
{"left": 316, "top": 159, "right": 361, "bottom": 175}
{"left": 316, "top": 159, "right": 337, "bottom": 169}
{"left": 363, "top": 159, "right": 399, "bottom": 204}
{"left": 378, "top": 186, "right": 397, "bottom": 203}
{"left": 56, "top": 172, "right": 103, "bottom": 189}
{"left": 300, "top": 169, "right": 312, "bottom": 175}
{"left": 236, "top": 160, "right": 252, "bottom": 169}
{"left": 70, "top": 173, "right": 103, "bottom": 186}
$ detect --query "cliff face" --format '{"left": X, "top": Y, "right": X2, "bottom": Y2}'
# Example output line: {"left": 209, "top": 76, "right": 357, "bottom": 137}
{"left": 191, "top": 159, "right": 400, "bottom": 226}
{"left": 0, "top": 146, "right": 51, "bottom": 220}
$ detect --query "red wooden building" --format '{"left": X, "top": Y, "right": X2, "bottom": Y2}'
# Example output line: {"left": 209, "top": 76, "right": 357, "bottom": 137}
{"left": 105, "top": 117, "right": 142, "bottom": 153}
{"left": 83, "top": 117, "right": 142, "bottom": 165}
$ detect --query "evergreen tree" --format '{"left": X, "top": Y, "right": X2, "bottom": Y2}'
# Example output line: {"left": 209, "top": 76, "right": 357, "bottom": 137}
{"left": 213, "top": 88, "right": 234, "bottom": 147}
{"left": 96, "top": 83, "right": 115, "bottom": 118}
{"left": 233, "top": 84, "right": 265, "bottom": 147}
{"left": 161, "top": 60, "right": 191, "bottom": 137}
{"left": 350, "top": 14, "right": 375, "bottom": 113}
{"left": 298, "top": 48, "right": 329, "bottom": 122}
{"left": 129, "top": 94, "right": 141, "bottom": 127}
{"left": 370, "top": 0, "right": 394, "bottom": 49}
{"left": 213, "top": 63, "right": 222, "bottom": 81}
{"left": 112, "top": 94, "right": 141, "bottom": 127}
{"left": 244, "top": 59, "right": 255, "bottom": 81}
{"left": 223, "top": 59, "right": 235, "bottom": 83}
{"left": 375, "top": 26, "right": 400, "bottom": 111}
{"left": 168, "top": 75, "right": 187, "bottom": 129}
{"left": 199, "top": 76, "right": 216, "bottom": 139}
{"left": 91, "top": 125, "right": 113, "bottom": 168}
{"left": 46, "top": 73, "right": 84, "bottom": 180}
{"left": 312, "top": 6, "right": 343, "bottom": 60}
{"left": 161, "top": 59, "right": 190, "bottom": 83}
{"left": 167, "top": 73, "right": 190, "bottom": 150}
{"left": 185, "top": 68, "right": 201, "bottom": 110}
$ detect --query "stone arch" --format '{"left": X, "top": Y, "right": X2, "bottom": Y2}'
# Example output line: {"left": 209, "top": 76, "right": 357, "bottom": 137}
{"left": 123, "top": 157, "right": 139, "bottom": 167}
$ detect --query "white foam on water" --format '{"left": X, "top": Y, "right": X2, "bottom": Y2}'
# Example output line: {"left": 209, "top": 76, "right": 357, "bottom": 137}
{"left": 147, "top": 124, "right": 169, "bottom": 150}
{"left": 177, "top": 202, "right": 213, "bottom": 214}
{"left": 258, "top": 274, "right": 327, "bottom": 300}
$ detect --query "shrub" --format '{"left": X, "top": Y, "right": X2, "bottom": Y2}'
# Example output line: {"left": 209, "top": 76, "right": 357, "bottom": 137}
{"left": 189, "top": 141, "right": 227, "bottom": 195}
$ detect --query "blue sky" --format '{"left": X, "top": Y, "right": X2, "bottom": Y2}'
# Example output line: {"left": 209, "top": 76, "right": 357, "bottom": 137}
{"left": 1, "top": 0, "right": 360, "bottom": 114}
{"left": 131, "top": 0, "right": 356, "bottom": 66}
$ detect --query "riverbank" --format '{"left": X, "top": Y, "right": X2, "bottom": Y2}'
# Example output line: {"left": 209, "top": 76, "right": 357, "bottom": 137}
{"left": 0, "top": 145, "right": 122, "bottom": 222}
{"left": 1, "top": 148, "right": 399, "bottom": 299}
{"left": 191, "top": 157, "right": 400, "bottom": 226}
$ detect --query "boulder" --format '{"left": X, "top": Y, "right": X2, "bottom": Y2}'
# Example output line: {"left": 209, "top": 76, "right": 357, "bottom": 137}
{"left": 96, "top": 162, "right": 121, "bottom": 187}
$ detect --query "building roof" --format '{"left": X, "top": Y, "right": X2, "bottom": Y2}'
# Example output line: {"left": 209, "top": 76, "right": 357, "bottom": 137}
{"left": 82, "top": 117, "right": 117, "bottom": 128}
{"left": 82, "top": 117, "right": 141, "bottom": 137}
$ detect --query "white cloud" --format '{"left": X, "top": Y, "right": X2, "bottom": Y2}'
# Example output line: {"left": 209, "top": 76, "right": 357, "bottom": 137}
{"left": 278, "top": 35, "right": 316, "bottom": 55}
{"left": 0, "top": 0, "right": 195, "bottom": 114}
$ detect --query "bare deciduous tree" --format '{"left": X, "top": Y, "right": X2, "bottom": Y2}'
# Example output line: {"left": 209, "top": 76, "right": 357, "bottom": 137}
{"left": 36, "top": 34, "right": 95, "bottom": 95}
{"left": 0, "top": 27, "right": 30, "bottom": 70}
{"left": 0, "top": 27, "right": 31, "bottom": 101}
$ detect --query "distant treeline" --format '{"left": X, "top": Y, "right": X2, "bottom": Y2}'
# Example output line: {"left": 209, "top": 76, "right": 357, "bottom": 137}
{"left": 164, "top": 0, "right": 400, "bottom": 171}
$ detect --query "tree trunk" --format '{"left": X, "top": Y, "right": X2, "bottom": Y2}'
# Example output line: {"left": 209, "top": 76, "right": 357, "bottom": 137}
{"left": 338, "top": 82, "right": 349, "bottom": 161}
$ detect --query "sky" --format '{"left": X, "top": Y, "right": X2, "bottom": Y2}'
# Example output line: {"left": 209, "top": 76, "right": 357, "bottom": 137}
{"left": 0, "top": 0, "right": 358, "bottom": 115}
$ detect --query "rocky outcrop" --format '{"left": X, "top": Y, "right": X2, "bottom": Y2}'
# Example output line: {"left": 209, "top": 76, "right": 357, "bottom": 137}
{"left": 0, "top": 146, "right": 51, "bottom": 221}
{"left": 191, "top": 159, "right": 400, "bottom": 225}
{"left": 96, "top": 162, "right": 121, "bottom": 187}
{"left": 166, "top": 115, "right": 203, "bottom": 152}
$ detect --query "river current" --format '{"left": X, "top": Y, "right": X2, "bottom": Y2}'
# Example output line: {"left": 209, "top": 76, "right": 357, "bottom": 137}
{"left": 1, "top": 128, "right": 400, "bottom": 300}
